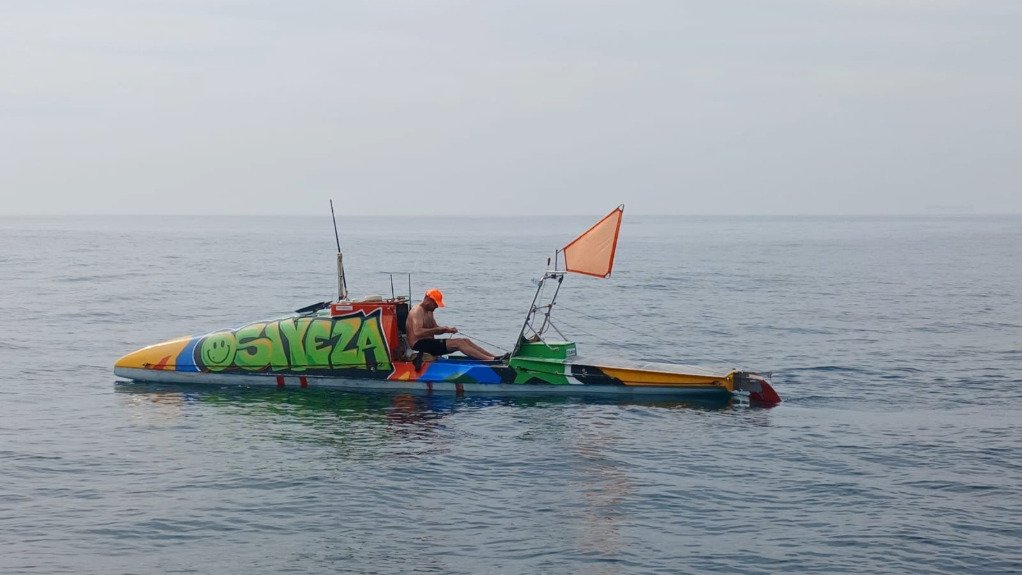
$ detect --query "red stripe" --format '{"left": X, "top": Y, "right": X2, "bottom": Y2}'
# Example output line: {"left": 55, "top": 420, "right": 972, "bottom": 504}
{"left": 299, "top": 376, "right": 308, "bottom": 388}
{"left": 276, "top": 375, "right": 285, "bottom": 388}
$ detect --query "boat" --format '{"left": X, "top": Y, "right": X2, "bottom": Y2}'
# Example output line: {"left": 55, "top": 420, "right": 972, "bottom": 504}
{"left": 114, "top": 205, "right": 781, "bottom": 406}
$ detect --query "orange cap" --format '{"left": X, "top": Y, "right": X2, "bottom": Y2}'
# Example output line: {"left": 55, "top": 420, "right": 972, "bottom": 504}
{"left": 425, "top": 288, "right": 445, "bottom": 307}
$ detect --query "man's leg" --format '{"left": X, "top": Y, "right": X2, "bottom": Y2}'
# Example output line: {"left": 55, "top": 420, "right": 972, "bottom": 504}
{"left": 463, "top": 339, "right": 497, "bottom": 359}
{"left": 446, "top": 338, "right": 496, "bottom": 360}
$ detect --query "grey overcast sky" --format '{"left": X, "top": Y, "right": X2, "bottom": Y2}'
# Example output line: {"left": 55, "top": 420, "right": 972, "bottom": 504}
{"left": 1, "top": 1, "right": 1020, "bottom": 216}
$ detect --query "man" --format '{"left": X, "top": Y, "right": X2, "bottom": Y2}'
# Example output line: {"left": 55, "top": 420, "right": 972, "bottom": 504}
{"left": 406, "top": 288, "right": 501, "bottom": 361}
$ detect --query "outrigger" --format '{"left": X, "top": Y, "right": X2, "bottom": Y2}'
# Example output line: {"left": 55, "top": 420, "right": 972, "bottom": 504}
{"left": 114, "top": 205, "right": 781, "bottom": 406}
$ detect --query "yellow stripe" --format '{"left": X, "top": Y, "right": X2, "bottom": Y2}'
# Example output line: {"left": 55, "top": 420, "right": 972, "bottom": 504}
{"left": 115, "top": 337, "right": 191, "bottom": 369}
{"left": 598, "top": 367, "right": 735, "bottom": 391}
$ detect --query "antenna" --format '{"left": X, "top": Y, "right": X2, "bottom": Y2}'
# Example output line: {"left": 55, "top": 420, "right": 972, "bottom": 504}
{"left": 330, "top": 200, "right": 348, "bottom": 300}
{"left": 329, "top": 200, "right": 342, "bottom": 252}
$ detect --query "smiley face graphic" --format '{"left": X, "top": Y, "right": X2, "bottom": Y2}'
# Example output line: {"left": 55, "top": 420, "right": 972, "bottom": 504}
{"left": 200, "top": 331, "right": 237, "bottom": 371}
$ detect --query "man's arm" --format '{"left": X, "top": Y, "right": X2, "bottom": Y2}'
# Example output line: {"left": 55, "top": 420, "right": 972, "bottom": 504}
{"left": 407, "top": 311, "right": 453, "bottom": 343}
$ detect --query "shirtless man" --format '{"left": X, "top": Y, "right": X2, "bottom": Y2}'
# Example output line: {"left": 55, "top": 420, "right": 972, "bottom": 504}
{"left": 406, "top": 288, "right": 500, "bottom": 361}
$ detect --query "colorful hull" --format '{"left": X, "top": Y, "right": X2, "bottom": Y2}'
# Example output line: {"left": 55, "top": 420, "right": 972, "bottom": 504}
{"left": 113, "top": 306, "right": 780, "bottom": 405}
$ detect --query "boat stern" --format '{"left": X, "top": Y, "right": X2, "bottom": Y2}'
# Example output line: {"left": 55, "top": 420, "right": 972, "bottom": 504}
{"left": 732, "top": 372, "right": 782, "bottom": 406}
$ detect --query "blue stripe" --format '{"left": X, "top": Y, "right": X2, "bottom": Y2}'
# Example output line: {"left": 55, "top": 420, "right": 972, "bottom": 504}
{"left": 175, "top": 337, "right": 201, "bottom": 372}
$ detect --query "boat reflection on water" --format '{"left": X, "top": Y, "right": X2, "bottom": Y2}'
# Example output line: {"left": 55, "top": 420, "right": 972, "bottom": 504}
{"left": 115, "top": 381, "right": 741, "bottom": 428}
{"left": 115, "top": 382, "right": 460, "bottom": 436}
{"left": 115, "top": 381, "right": 747, "bottom": 465}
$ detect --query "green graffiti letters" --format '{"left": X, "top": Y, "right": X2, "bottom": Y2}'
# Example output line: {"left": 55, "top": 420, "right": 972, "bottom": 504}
{"left": 304, "top": 318, "right": 332, "bottom": 369}
{"left": 263, "top": 321, "right": 290, "bottom": 369}
{"left": 195, "top": 310, "right": 392, "bottom": 373}
{"left": 278, "top": 317, "right": 311, "bottom": 369}
{"left": 235, "top": 322, "right": 273, "bottom": 371}
{"left": 330, "top": 314, "right": 390, "bottom": 370}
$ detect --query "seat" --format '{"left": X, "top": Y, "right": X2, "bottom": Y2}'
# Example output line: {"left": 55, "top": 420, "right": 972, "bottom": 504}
{"left": 394, "top": 302, "right": 416, "bottom": 360}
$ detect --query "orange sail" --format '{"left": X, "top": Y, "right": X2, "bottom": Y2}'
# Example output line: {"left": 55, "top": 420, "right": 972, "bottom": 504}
{"left": 562, "top": 205, "right": 624, "bottom": 278}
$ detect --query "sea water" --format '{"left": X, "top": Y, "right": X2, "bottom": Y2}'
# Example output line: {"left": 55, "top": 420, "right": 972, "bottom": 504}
{"left": 0, "top": 215, "right": 1019, "bottom": 574}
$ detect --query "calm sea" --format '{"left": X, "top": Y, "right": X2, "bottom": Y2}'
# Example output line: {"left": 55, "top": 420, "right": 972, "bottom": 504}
{"left": 1, "top": 214, "right": 1019, "bottom": 574}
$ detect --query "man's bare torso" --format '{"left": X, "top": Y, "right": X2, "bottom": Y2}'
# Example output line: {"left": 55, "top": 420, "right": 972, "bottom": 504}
{"left": 406, "top": 304, "right": 438, "bottom": 347}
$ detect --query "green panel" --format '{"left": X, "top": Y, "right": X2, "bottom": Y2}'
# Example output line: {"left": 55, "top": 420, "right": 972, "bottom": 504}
{"left": 513, "top": 341, "right": 577, "bottom": 361}
{"left": 508, "top": 356, "right": 570, "bottom": 385}
{"left": 509, "top": 342, "right": 577, "bottom": 384}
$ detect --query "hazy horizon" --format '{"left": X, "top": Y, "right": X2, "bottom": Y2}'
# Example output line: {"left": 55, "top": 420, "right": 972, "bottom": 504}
{"left": 3, "top": 210, "right": 1019, "bottom": 218}
{"left": 3, "top": 1, "right": 1020, "bottom": 217}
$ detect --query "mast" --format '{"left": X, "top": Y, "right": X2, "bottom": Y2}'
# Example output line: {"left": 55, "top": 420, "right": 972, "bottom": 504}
{"left": 330, "top": 200, "right": 348, "bottom": 300}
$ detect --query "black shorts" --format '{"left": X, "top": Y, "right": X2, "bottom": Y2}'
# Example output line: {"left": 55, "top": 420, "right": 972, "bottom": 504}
{"left": 412, "top": 338, "right": 449, "bottom": 356}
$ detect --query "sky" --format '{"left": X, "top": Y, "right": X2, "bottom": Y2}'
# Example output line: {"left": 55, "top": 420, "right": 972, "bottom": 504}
{"left": 1, "top": 0, "right": 1020, "bottom": 216}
